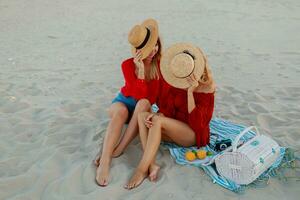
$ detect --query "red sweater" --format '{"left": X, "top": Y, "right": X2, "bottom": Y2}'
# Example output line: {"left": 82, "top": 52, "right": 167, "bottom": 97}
{"left": 120, "top": 58, "right": 160, "bottom": 104}
{"left": 157, "top": 79, "right": 214, "bottom": 148}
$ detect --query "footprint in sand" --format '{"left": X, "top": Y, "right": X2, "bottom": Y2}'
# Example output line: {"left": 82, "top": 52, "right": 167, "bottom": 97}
{"left": 0, "top": 97, "right": 29, "bottom": 113}
{"left": 248, "top": 102, "right": 269, "bottom": 113}
{"left": 256, "top": 114, "right": 288, "bottom": 131}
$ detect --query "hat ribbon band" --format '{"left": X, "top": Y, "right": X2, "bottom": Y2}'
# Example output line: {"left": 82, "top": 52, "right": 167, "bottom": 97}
{"left": 173, "top": 51, "right": 195, "bottom": 78}
{"left": 136, "top": 28, "right": 150, "bottom": 49}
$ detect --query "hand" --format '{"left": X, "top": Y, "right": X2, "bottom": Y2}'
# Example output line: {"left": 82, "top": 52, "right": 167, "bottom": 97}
{"left": 186, "top": 74, "right": 199, "bottom": 93}
{"left": 144, "top": 113, "right": 164, "bottom": 128}
{"left": 133, "top": 50, "right": 144, "bottom": 70}
{"left": 144, "top": 113, "right": 155, "bottom": 128}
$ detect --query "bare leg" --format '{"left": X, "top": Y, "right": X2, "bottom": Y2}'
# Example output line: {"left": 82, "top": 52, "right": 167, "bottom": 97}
{"left": 125, "top": 115, "right": 196, "bottom": 189}
{"left": 95, "top": 102, "right": 128, "bottom": 186}
{"left": 94, "top": 99, "right": 152, "bottom": 163}
{"left": 137, "top": 111, "right": 160, "bottom": 182}
{"left": 125, "top": 114, "right": 163, "bottom": 189}
{"left": 112, "top": 99, "right": 151, "bottom": 157}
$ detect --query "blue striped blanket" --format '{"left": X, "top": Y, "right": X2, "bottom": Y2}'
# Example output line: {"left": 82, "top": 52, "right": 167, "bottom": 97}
{"left": 163, "top": 118, "right": 286, "bottom": 193}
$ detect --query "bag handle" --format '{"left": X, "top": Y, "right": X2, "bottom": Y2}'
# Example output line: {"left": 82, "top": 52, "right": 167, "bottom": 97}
{"left": 232, "top": 126, "right": 259, "bottom": 152}
{"left": 202, "top": 126, "right": 259, "bottom": 166}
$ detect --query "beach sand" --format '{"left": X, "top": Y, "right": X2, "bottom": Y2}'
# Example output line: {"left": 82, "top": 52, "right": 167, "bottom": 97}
{"left": 0, "top": 0, "right": 299, "bottom": 199}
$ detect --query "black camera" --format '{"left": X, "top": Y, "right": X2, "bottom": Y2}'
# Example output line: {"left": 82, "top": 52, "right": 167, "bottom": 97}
{"left": 215, "top": 139, "right": 232, "bottom": 151}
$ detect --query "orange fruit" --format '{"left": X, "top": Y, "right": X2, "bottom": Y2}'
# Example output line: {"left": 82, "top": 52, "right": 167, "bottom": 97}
{"left": 196, "top": 150, "right": 207, "bottom": 160}
{"left": 185, "top": 151, "right": 196, "bottom": 161}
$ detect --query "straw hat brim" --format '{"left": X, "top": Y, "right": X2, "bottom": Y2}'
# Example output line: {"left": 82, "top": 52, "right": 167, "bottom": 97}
{"left": 131, "top": 19, "right": 159, "bottom": 60}
{"left": 160, "top": 43, "right": 206, "bottom": 89}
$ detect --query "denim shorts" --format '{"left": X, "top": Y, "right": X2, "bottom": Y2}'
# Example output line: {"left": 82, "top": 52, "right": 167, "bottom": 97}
{"left": 111, "top": 92, "right": 137, "bottom": 115}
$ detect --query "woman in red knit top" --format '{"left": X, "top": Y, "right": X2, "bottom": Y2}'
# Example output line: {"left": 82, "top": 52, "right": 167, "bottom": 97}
{"left": 125, "top": 43, "right": 216, "bottom": 189}
{"left": 94, "top": 19, "right": 162, "bottom": 186}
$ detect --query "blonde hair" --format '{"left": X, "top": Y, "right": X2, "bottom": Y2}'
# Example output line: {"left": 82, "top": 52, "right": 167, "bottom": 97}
{"left": 147, "top": 37, "right": 162, "bottom": 80}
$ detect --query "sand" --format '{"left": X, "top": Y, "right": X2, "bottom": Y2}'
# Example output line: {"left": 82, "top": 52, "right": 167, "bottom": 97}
{"left": 0, "top": 0, "right": 299, "bottom": 199}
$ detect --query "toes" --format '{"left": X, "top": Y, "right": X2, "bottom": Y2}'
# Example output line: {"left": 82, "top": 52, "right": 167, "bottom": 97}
{"left": 127, "top": 183, "right": 132, "bottom": 189}
{"left": 124, "top": 179, "right": 132, "bottom": 189}
{"left": 96, "top": 177, "right": 108, "bottom": 187}
{"left": 95, "top": 165, "right": 110, "bottom": 187}
{"left": 149, "top": 175, "right": 155, "bottom": 182}
{"left": 101, "top": 180, "right": 108, "bottom": 187}
{"left": 131, "top": 182, "right": 136, "bottom": 189}
{"left": 148, "top": 166, "right": 160, "bottom": 182}
{"left": 125, "top": 170, "right": 147, "bottom": 190}
{"left": 131, "top": 183, "right": 136, "bottom": 189}
{"left": 129, "top": 179, "right": 141, "bottom": 189}
{"left": 124, "top": 181, "right": 134, "bottom": 190}
{"left": 99, "top": 178, "right": 107, "bottom": 186}
{"left": 124, "top": 183, "right": 130, "bottom": 190}
{"left": 151, "top": 176, "right": 156, "bottom": 182}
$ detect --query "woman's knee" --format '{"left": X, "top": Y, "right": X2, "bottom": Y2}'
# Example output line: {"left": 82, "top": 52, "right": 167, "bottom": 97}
{"left": 151, "top": 115, "right": 163, "bottom": 126}
{"left": 115, "top": 106, "right": 129, "bottom": 119}
{"left": 109, "top": 104, "right": 129, "bottom": 119}
{"left": 135, "top": 99, "right": 151, "bottom": 112}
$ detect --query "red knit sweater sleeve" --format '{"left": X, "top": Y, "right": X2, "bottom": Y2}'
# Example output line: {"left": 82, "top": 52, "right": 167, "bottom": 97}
{"left": 188, "top": 93, "right": 215, "bottom": 148}
{"left": 121, "top": 59, "right": 148, "bottom": 99}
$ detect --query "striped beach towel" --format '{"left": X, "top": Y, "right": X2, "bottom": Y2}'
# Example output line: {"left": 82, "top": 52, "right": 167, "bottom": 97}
{"left": 163, "top": 118, "right": 286, "bottom": 193}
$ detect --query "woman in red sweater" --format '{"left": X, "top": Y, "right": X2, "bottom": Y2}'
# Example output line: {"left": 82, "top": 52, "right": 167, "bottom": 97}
{"left": 125, "top": 43, "right": 215, "bottom": 189}
{"left": 95, "top": 19, "right": 162, "bottom": 186}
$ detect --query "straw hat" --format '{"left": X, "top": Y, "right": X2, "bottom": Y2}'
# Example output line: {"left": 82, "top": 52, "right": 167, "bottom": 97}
{"left": 128, "top": 19, "right": 159, "bottom": 60}
{"left": 160, "top": 43, "right": 211, "bottom": 89}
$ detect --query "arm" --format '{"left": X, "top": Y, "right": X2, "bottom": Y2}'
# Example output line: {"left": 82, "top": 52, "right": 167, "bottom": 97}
{"left": 188, "top": 97, "right": 214, "bottom": 148}
{"left": 187, "top": 90, "right": 196, "bottom": 113}
{"left": 186, "top": 74, "right": 214, "bottom": 147}
{"left": 121, "top": 59, "right": 148, "bottom": 99}
{"left": 135, "top": 50, "right": 145, "bottom": 79}
{"left": 186, "top": 74, "right": 198, "bottom": 113}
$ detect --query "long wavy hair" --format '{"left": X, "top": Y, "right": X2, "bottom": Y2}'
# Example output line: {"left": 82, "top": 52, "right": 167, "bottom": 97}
{"left": 147, "top": 37, "right": 162, "bottom": 80}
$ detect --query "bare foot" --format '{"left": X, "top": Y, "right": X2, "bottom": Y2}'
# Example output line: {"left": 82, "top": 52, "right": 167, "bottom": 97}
{"left": 149, "top": 164, "right": 160, "bottom": 182}
{"left": 95, "top": 160, "right": 110, "bottom": 187}
{"left": 124, "top": 169, "right": 147, "bottom": 190}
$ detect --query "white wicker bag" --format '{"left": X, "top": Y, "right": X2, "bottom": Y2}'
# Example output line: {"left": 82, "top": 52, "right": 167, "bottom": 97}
{"left": 215, "top": 126, "right": 280, "bottom": 185}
